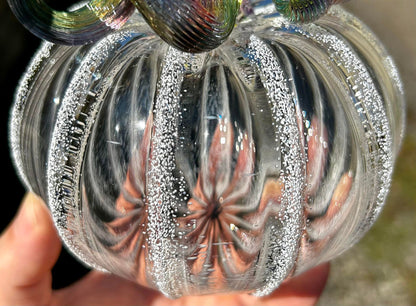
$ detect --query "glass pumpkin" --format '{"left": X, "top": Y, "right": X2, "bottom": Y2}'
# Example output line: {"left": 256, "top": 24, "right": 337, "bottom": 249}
{"left": 10, "top": 1, "right": 405, "bottom": 298}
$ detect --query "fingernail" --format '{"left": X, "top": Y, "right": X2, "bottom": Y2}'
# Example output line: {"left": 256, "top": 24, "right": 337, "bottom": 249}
{"left": 13, "top": 193, "right": 43, "bottom": 237}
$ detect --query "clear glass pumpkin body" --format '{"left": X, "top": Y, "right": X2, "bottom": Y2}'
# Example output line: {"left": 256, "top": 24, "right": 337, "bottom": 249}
{"left": 10, "top": 1, "right": 405, "bottom": 298}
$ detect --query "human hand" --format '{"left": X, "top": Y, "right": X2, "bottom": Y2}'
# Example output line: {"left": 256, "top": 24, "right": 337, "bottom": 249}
{"left": 0, "top": 193, "right": 330, "bottom": 306}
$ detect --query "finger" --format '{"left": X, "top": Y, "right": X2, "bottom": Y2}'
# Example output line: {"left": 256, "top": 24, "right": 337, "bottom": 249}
{"left": 257, "top": 262, "right": 331, "bottom": 306}
{"left": 151, "top": 263, "right": 330, "bottom": 306}
{"left": 0, "top": 193, "right": 61, "bottom": 305}
{"left": 52, "top": 271, "right": 158, "bottom": 306}
{"left": 52, "top": 263, "right": 329, "bottom": 306}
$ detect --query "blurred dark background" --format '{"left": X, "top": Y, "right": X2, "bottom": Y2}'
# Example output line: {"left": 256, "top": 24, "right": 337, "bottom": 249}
{"left": 1, "top": 0, "right": 415, "bottom": 304}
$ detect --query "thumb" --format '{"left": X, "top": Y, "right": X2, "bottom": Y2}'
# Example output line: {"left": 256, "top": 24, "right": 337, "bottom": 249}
{"left": 0, "top": 193, "right": 61, "bottom": 305}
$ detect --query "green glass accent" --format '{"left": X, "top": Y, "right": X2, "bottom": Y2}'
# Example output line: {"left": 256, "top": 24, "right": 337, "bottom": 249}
{"left": 273, "top": 0, "right": 346, "bottom": 23}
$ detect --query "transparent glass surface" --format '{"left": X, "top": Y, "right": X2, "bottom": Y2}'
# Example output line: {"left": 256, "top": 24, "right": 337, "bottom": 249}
{"left": 10, "top": 2, "right": 405, "bottom": 298}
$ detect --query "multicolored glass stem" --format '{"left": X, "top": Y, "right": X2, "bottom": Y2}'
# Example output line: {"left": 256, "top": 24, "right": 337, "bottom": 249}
{"left": 273, "top": 0, "right": 348, "bottom": 23}
{"left": 6, "top": 0, "right": 240, "bottom": 51}
{"left": 7, "top": 0, "right": 348, "bottom": 51}
{"left": 6, "top": 0, "right": 135, "bottom": 45}
{"left": 131, "top": 0, "right": 241, "bottom": 52}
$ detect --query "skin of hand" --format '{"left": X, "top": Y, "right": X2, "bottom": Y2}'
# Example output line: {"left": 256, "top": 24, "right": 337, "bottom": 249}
{"left": 0, "top": 193, "right": 330, "bottom": 306}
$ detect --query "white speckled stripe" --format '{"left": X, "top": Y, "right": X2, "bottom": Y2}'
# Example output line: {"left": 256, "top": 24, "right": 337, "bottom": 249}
{"left": 247, "top": 35, "right": 305, "bottom": 297}
{"left": 47, "top": 30, "right": 133, "bottom": 272}
{"left": 9, "top": 42, "right": 53, "bottom": 192}
{"left": 146, "top": 47, "right": 190, "bottom": 298}
{"left": 298, "top": 21, "right": 393, "bottom": 233}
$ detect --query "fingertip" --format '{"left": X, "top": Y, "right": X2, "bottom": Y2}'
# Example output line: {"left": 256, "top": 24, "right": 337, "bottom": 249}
{"left": 267, "top": 263, "right": 331, "bottom": 306}
{"left": 14, "top": 193, "right": 54, "bottom": 236}
{"left": 16, "top": 192, "right": 62, "bottom": 276}
{"left": 0, "top": 193, "right": 61, "bottom": 305}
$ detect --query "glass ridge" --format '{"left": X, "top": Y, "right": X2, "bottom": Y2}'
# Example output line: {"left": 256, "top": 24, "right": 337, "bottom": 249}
{"left": 9, "top": 4, "right": 405, "bottom": 298}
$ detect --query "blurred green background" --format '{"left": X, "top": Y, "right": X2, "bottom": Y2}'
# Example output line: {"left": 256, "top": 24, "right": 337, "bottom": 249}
{"left": 318, "top": 1, "right": 416, "bottom": 305}
{"left": 0, "top": 0, "right": 415, "bottom": 305}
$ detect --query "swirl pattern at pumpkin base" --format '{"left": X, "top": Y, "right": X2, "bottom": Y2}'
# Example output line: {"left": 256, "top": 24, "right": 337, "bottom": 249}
{"left": 9, "top": 2, "right": 405, "bottom": 298}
